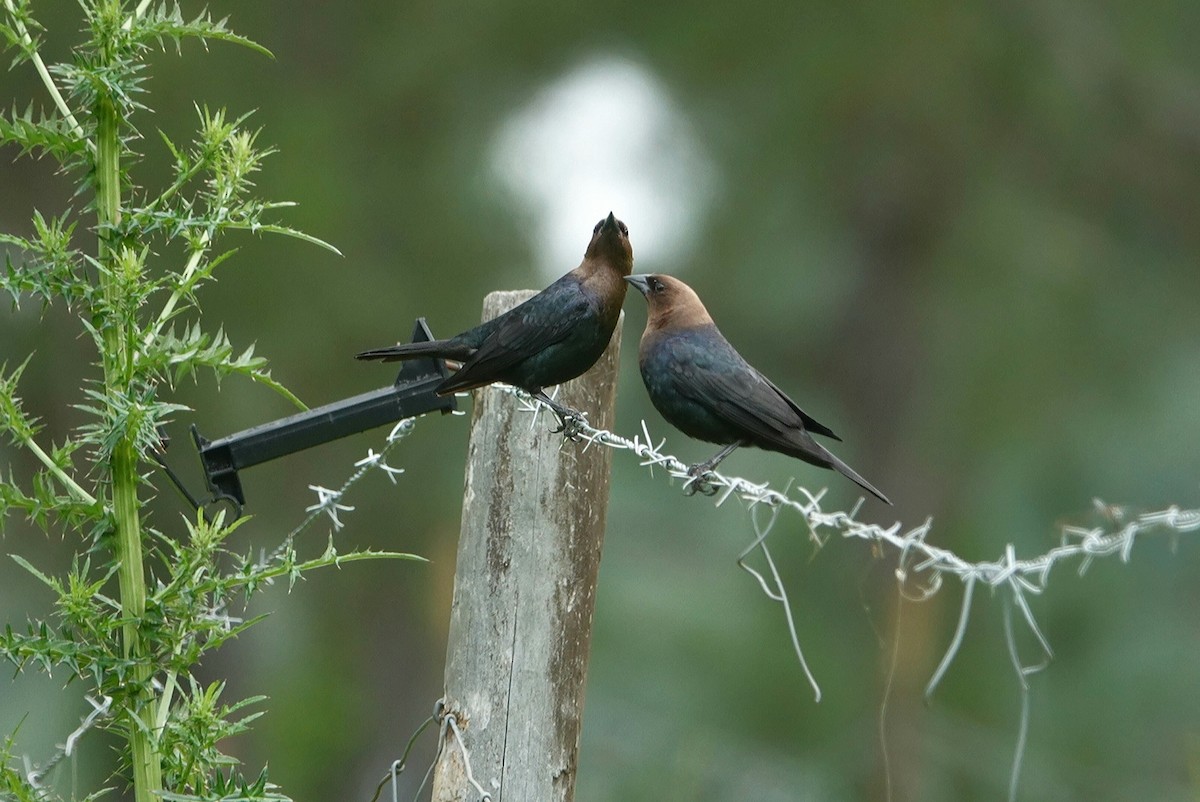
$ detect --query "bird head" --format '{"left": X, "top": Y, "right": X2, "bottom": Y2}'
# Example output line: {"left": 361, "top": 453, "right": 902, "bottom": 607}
{"left": 584, "top": 212, "right": 634, "bottom": 275}
{"left": 624, "top": 274, "right": 714, "bottom": 331}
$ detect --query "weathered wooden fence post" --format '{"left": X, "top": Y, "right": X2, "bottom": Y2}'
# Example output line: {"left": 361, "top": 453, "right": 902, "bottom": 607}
{"left": 430, "top": 290, "right": 622, "bottom": 802}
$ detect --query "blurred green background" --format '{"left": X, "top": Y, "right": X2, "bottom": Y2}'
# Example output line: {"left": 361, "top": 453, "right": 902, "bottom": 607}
{"left": 3, "top": 1, "right": 1200, "bottom": 800}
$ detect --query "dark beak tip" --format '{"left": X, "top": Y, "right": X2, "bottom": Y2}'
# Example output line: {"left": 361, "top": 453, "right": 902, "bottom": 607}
{"left": 623, "top": 275, "right": 650, "bottom": 295}
{"left": 605, "top": 211, "right": 616, "bottom": 224}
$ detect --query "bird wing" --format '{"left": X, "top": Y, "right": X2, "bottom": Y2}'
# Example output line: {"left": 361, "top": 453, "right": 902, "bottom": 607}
{"left": 672, "top": 335, "right": 840, "bottom": 443}
{"left": 438, "top": 279, "right": 589, "bottom": 393}
{"left": 759, "top": 375, "right": 841, "bottom": 441}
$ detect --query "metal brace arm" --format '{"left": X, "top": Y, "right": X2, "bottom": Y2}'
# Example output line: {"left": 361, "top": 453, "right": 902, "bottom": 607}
{"left": 190, "top": 318, "right": 456, "bottom": 509}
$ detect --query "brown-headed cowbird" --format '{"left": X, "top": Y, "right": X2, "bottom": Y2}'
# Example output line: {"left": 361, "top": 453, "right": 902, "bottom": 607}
{"left": 357, "top": 213, "right": 633, "bottom": 428}
{"left": 624, "top": 274, "right": 891, "bottom": 504}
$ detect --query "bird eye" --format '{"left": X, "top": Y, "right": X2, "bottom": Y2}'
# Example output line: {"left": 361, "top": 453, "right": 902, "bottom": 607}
{"left": 648, "top": 277, "right": 663, "bottom": 293}
{"left": 593, "top": 220, "right": 603, "bottom": 234}
{"left": 618, "top": 221, "right": 629, "bottom": 236}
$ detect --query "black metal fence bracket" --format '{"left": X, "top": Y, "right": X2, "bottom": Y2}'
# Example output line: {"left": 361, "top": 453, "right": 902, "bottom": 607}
{"left": 189, "top": 318, "right": 456, "bottom": 511}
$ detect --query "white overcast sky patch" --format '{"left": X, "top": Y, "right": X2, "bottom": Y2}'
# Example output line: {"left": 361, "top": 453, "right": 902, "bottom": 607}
{"left": 490, "top": 56, "right": 716, "bottom": 278}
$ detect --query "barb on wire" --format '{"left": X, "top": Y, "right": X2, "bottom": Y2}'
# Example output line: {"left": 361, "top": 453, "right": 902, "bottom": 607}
{"left": 304, "top": 485, "right": 355, "bottom": 530}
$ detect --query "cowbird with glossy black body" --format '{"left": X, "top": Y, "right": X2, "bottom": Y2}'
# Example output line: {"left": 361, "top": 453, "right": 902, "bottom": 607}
{"left": 624, "top": 274, "right": 890, "bottom": 504}
{"left": 357, "top": 213, "right": 634, "bottom": 428}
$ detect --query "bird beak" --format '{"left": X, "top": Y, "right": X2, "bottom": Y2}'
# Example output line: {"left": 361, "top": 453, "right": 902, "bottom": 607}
{"left": 600, "top": 211, "right": 618, "bottom": 232}
{"left": 623, "top": 275, "right": 652, "bottom": 296}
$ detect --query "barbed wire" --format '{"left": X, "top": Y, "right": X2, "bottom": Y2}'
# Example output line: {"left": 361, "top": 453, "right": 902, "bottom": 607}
{"left": 313, "top": 388, "right": 1198, "bottom": 802}
{"left": 506, "top": 386, "right": 1200, "bottom": 686}
{"left": 19, "top": 694, "right": 111, "bottom": 793}
{"left": 291, "top": 389, "right": 1200, "bottom": 707}
{"left": 505, "top": 388, "right": 1200, "bottom": 800}
{"left": 368, "top": 698, "right": 490, "bottom": 802}
{"left": 287, "top": 417, "right": 417, "bottom": 540}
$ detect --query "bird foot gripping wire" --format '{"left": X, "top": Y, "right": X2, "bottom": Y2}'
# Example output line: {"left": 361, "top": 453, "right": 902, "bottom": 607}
{"left": 529, "top": 389, "right": 589, "bottom": 441}
{"left": 681, "top": 440, "right": 744, "bottom": 496}
{"left": 682, "top": 465, "right": 721, "bottom": 497}
{"left": 550, "top": 408, "right": 588, "bottom": 441}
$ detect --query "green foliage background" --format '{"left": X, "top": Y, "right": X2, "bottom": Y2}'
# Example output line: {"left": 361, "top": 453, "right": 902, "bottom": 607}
{"left": 2, "top": 1, "right": 1199, "bottom": 800}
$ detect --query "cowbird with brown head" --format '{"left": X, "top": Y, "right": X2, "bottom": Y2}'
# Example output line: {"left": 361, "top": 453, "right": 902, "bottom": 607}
{"left": 357, "top": 213, "right": 633, "bottom": 429}
{"left": 624, "top": 274, "right": 890, "bottom": 504}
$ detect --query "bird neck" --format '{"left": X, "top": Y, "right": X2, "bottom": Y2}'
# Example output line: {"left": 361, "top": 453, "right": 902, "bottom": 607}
{"left": 577, "top": 259, "right": 628, "bottom": 315}
{"left": 645, "top": 304, "right": 714, "bottom": 334}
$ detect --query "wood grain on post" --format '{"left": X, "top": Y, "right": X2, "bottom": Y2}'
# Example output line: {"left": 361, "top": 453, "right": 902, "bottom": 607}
{"left": 431, "top": 291, "right": 622, "bottom": 802}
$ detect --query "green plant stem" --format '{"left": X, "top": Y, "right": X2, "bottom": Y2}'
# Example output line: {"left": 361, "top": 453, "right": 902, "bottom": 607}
{"left": 142, "top": 164, "right": 235, "bottom": 350}
{"left": 143, "top": 242, "right": 209, "bottom": 348}
{"left": 23, "top": 436, "right": 98, "bottom": 506}
{"left": 96, "top": 92, "right": 163, "bottom": 802}
{"left": 2, "top": 0, "right": 91, "bottom": 150}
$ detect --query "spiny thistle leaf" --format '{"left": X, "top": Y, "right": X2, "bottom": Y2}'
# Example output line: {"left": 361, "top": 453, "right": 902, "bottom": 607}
{"left": 0, "top": 103, "right": 89, "bottom": 161}
{"left": 130, "top": 3, "right": 273, "bottom": 59}
{"left": 0, "top": 356, "right": 40, "bottom": 444}
{"left": 0, "top": 209, "right": 89, "bottom": 310}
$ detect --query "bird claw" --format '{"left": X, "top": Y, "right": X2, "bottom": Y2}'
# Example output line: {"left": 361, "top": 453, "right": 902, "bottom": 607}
{"left": 549, "top": 409, "right": 586, "bottom": 441}
{"left": 683, "top": 464, "right": 720, "bottom": 496}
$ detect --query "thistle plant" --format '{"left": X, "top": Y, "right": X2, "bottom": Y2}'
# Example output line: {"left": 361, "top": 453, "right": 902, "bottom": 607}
{"left": 0, "top": 3, "right": 418, "bottom": 800}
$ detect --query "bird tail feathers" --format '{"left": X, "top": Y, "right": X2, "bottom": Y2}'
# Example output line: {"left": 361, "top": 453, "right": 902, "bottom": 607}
{"left": 818, "top": 443, "right": 892, "bottom": 505}
{"left": 354, "top": 339, "right": 472, "bottom": 363}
